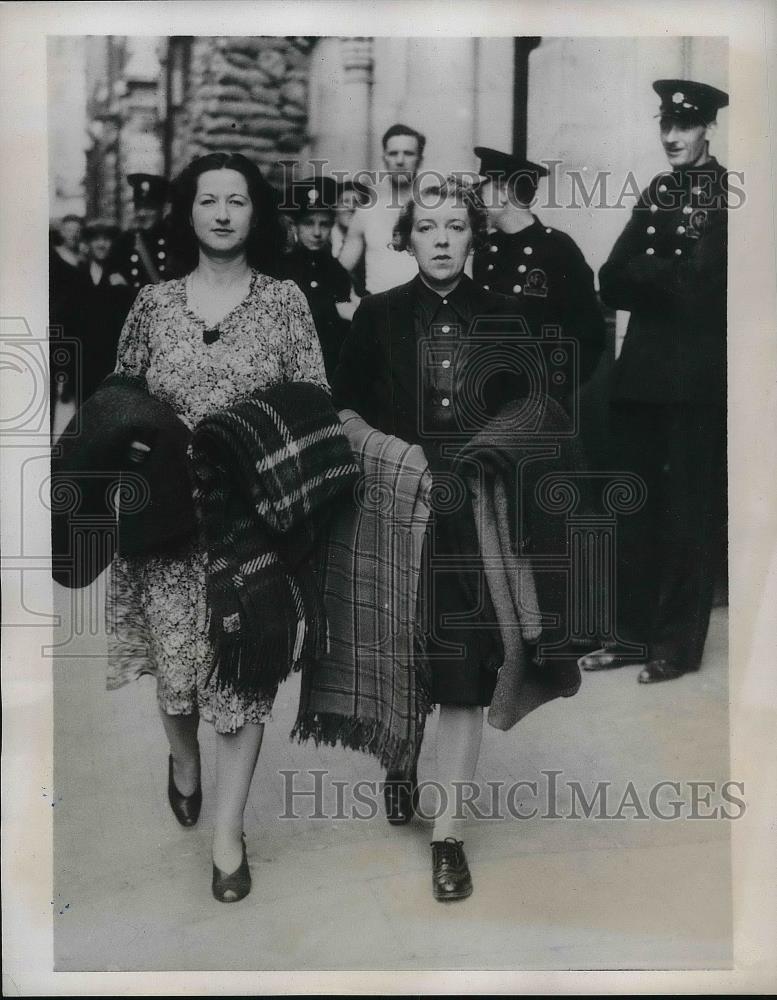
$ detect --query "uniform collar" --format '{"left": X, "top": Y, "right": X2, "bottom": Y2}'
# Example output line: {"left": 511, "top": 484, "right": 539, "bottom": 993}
{"left": 293, "top": 243, "right": 330, "bottom": 262}
{"left": 496, "top": 214, "right": 543, "bottom": 239}
{"left": 669, "top": 156, "right": 726, "bottom": 182}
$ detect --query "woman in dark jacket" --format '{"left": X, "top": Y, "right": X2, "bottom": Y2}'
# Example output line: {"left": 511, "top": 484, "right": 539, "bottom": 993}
{"left": 331, "top": 177, "right": 580, "bottom": 902}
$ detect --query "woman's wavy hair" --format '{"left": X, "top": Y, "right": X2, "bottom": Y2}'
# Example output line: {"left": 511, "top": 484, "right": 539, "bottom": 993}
{"left": 168, "top": 152, "right": 287, "bottom": 276}
{"left": 391, "top": 176, "right": 490, "bottom": 254}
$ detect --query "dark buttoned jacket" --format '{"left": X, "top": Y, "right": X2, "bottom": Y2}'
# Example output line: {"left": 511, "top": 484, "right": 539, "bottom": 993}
{"left": 278, "top": 244, "right": 352, "bottom": 379}
{"left": 473, "top": 216, "right": 606, "bottom": 389}
{"left": 331, "top": 274, "right": 554, "bottom": 446}
{"left": 599, "top": 157, "right": 728, "bottom": 404}
{"left": 110, "top": 220, "right": 174, "bottom": 294}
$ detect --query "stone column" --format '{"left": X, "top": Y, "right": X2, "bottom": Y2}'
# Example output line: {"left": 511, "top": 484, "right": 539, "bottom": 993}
{"left": 340, "top": 37, "right": 373, "bottom": 174}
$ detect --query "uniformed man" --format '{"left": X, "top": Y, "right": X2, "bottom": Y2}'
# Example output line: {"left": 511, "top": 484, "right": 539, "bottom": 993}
{"left": 472, "top": 147, "right": 606, "bottom": 406}
{"left": 278, "top": 175, "right": 354, "bottom": 379}
{"left": 110, "top": 173, "right": 172, "bottom": 295}
{"left": 581, "top": 79, "right": 729, "bottom": 684}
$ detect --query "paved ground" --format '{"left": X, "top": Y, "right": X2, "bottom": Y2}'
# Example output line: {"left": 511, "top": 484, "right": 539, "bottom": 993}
{"left": 52, "top": 572, "right": 732, "bottom": 973}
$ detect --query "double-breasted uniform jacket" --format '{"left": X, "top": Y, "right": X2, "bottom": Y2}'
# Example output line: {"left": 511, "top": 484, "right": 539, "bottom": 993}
{"left": 473, "top": 216, "right": 606, "bottom": 394}
{"left": 110, "top": 220, "right": 174, "bottom": 296}
{"left": 278, "top": 244, "right": 352, "bottom": 380}
{"left": 599, "top": 157, "right": 728, "bottom": 404}
{"left": 597, "top": 156, "right": 728, "bottom": 670}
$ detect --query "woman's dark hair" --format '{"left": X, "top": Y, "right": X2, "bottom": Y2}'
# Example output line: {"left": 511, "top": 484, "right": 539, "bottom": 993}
{"left": 168, "top": 152, "right": 286, "bottom": 276}
{"left": 392, "top": 177, "right": 489, "bottom": 253}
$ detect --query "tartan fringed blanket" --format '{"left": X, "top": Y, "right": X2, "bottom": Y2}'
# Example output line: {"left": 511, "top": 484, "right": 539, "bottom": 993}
{"left": 191, "top": 382, "right": 360, "bottom": 702}
{"left": 292, "top": 411, "right": 434, "bottom": 771}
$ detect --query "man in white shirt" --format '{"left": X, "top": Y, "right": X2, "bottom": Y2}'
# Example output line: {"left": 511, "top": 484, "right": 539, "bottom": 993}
{"left": 338, "top": 123, "right": 426, "bottom": 295}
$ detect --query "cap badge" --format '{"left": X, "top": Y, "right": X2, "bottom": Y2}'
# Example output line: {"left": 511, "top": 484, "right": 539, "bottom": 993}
{"left": 672, "top": 91, "right": 684, "bottom": 104}
{"left": 141, "top": 180, "right": 150, "bottom": 193}
{"left": 307, "top": 188, "right": 319, "bottom": 205}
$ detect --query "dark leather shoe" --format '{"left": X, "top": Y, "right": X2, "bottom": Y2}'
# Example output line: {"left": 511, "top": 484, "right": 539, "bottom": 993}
{"left": 579, "top": 642, "right": 647, "bottom": 671}
{"left": 167, "top": 753, "right": 202, "bottom": 827}
{"left": 212, "top": 834, "right": 251, "bottom": 903}
{"left": 384, "top": 769, "right": 418, "bottom": 826}
{"left": 637, "top": 658, "right": 686, "bottom": 684}
{"left": 431, "top": 838, "right": 473, "bottom": 902}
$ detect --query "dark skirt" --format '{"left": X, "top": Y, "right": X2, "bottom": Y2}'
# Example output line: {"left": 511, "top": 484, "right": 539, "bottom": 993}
{"left": 420, "top": 494, "right": 502, "bottom": 707}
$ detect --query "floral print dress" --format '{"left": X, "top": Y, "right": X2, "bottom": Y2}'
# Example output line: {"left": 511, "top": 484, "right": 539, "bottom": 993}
{"left": 106, "top": 271, "right": 329, "bottom": 733}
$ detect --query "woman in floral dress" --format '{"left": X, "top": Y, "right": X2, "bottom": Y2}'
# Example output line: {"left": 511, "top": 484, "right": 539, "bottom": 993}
{"left": 107, "top": 152, "right": 329, "bottom": 902}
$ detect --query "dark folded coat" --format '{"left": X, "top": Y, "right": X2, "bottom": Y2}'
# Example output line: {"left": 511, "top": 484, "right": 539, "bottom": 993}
{"left": 51, "top": 373, "right": 196, "bottom": 588}
{"left": 451, "top": 396, "right": 589, "bottom": 714}
{"left": 191, "top": 381, "right": 360, "bottom": 702}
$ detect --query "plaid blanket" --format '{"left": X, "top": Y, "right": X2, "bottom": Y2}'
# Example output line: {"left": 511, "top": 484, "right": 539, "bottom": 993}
{"left": 293, "top": 411, "right": 434, "bottom": 771}
{"left": 191, "top": 382, "right": 360, "bottom": 701}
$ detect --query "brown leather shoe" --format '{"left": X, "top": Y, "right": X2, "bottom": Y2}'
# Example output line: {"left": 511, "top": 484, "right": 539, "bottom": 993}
{"left": 431, "top": 838, "right": 473, "bottom": 902}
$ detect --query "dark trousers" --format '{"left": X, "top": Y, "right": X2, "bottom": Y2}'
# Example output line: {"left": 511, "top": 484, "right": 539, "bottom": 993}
{"left": 608, "top": 401, "right": 726, "bottom": 670}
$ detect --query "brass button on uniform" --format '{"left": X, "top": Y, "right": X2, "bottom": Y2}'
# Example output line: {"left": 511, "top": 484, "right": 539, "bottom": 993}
{"left": 487, "top": 263, "right": 494, "bottom": 271}
{"left": 658, "top": 184, "right": 667, "bottom": 193}
{"left": 130, "top": 253, "right": 139, "bottom": 263}
{"left": 513, "top": 284, "right": 522, "bottom": 294}
{"left": 650, "top": 204, "right": 658, "bottom": 214}
{"left": 518, "top": 264, "right": 527, "bottom": 273}
{"left": 441, "top": 397, "right": 450, "bottom": 407}
{"left": 482, "top": 285, "right": 489, "bottom": 290}
{"left": 676, "top": 225, "right": 686, "bottom": 234}
{"left": 646, "top": 248, "right": 655, "bottom": 256}
{"left": 523, "top": 246, "right": 533, "bottom": 255}
{"left": 682, "top": 205, "right": 693, "bottom": 215}
{"left": 674, "top": 248, "right": 682, "bottom": 256}
{"left": 647, "top": 226, "right": 656, "bottom": 234}
{"left": 441, "top": 325, "right": 451, "bottom": 333}
{"left": 157, "top": 251, "right": 166, "bottom": 260}
{"left": 310, "top": 280, "right": 319, "bottom": 288}
{"left": 489, "top": 245, "right": 498, "bottom": 253}
{"left": 131, "top": 267, "right": 139, "bottom": 275}
{"left": 442, "top": 359, "right": 451, "bottom": 369}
